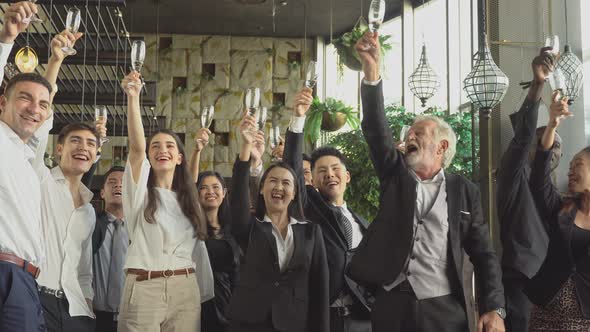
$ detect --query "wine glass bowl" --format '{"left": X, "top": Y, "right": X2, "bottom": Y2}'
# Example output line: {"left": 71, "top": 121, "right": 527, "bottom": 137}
{"left": 368, "top": 0, "right": 386, "bottom": 33}
{"left": 128, "top": 40, "right": 146, "bottom": 88}
{"left": 61, "top": 7, "right": 81, "bottom": 56}
{"left": 256, "top": 107, "right": 268, "bottom": 130}
{"left": 200, "top": 105, "right": 215, "bottom": 129}
{"left": 304, "top": 61, "right": 318, "bottom": 89}
{"left": 244, "top": 87, "right": 261, "bottom": 117}
{"left": 94, "top": 106, "right": 109, "bottom": 145}
{"left": 269, "top": 125, "right": 281, "bottom": 150}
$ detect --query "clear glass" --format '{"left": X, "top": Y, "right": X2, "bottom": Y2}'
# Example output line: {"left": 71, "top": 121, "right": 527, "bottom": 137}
{"left": 94, "top": 106, "right": 109, "bottom": 145}
{"left": 548, "top": 67, "right": 566, "bottom": 95}
{"left": 131, "top": 40, "right": 146, "bottom": 72}
{"left": 244, "top": 87, "right": 260, "bottom": 116}
{"left": 400, "top": 125, "right": 411, "bottom": 142}
{"left": 200, "top": 105, "right": 214, "bottom": 129}
{"left": 368, "top": 0, "right": 386, "bottom": 32}
{"left": 544, "top": 35, "right": 560, "bottom": 79}
{"left": 269, "top": 125, "right": 281, "bottom": 149}
{"left": 304, "top": 61, "right": 318, "bottom": 88}
{"left": 256, "top": 106, "right": 268, "bottom": 130}
{"left": 21, "top": 0, "right": 43, "bottom": 24}
{"left": 61, "top": 7, "right": 81, "bottom": 56}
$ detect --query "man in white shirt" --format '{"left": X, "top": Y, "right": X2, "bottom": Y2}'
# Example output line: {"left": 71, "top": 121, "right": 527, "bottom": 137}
{"left": 32, "top": 31, "right": 100, "bottom": 332}
{"left": 0, "top": 2, "right": 53, "bottom": 331}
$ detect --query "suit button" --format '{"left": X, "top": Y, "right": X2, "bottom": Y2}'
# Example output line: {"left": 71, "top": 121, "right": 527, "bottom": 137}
{"left": 274, "top": 282, "right": 279, "bottom": 287}
{"left": 410, "top": 255, "right": 415, "bottom": 260}
{"left": 418, "top": 220, "right": 424, "bottom": 225}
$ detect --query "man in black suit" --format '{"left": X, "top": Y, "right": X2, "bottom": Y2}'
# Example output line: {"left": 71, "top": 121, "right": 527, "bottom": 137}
{"left": 91, "top": 166, "right": 127, "bottom": 332}
{"left": 283, "top": 88, "right": 372, "bottom": 332}
{"left": 496, "top": 48, "right": 562, "bottom": 332}
{"left": 348, "top": 32, "right": 505, "bottom": 332}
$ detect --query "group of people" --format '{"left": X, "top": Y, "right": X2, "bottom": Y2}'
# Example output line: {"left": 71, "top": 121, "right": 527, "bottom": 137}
{"left": 0, "top": 1, "right": 589, "bottom": 332}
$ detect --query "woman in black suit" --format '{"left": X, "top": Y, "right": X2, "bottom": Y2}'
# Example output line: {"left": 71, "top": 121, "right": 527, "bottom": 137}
{"left": 527, "top": 93, "right": 590, "bottom": 331}
{"left": 190, "top": 128, "right": 241, "bottom": 332}
{"left": 227, "top": 112, "right": 329, "bottom": 332}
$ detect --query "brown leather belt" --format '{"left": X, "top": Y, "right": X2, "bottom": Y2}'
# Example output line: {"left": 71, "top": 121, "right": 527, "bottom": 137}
{"left": 127, "top": 268, "right": 195, "bottom": 281}
{"left": 0, "top": 252, "right": 40, "bottom": 279}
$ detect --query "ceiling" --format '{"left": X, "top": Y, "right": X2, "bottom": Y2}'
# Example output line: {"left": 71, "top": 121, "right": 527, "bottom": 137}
{"left": 123, "top": 0, "right": 405, "bottom": 38}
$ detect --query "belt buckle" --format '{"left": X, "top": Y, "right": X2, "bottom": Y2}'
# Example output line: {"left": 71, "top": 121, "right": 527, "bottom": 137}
{"left": 163, "top": 269, "right": 174, "bottom": 278}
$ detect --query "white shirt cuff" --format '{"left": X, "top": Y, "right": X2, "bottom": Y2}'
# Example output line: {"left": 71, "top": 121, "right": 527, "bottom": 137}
{"left": 250, "top": 162, "right": 263, "bottom": 177}
{"left": 289, "top": 115, "right": 306, "bottom": 133}
{"left": 362, "top": 78, "right": 382, "bottom": 86}
{"left": 0, "top": 41, "right": 14, "bottom": 65}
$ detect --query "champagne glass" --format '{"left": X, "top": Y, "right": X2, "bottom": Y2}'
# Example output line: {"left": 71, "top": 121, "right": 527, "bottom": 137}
{"left": 244, "top": 87, "right": 260, "bottom": 116}
{"left": 256, "top": 106, "right": 268, "bottom": 130}
{"left": 368, "top": 0, "right": 386, "bottom": 33}
{"left": 21, "top": 0, "right": 43, "bottom": 24}
{"left": 61, "top": 7, "right": 81, "bottom": 56}
{"left": 200, "top": 105, "right": 214, "bottom": 129}
{"left": 544, "top": 35, "right": 560, "bottom": 80}
{"left": 128, "top": 40, "right": 146, "bottom": 88}
{"left": 304, "top": 61, "right": 318, "bottom": 88}
{"left": 548, "top": 67, "right": 566, "bottom": 96}
{"left": 398, "top": 125, "right": 410, "bottom": 149}
{"left": 94, "top": 106, "right": 109, "bottom": 145}
{"left": 269, "top": 125, "right": 281, "bottom": 150}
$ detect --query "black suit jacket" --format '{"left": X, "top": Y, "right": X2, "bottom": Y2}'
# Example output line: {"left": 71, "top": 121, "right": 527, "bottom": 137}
{"left": 226, "top": 159, "right": 329, "bottom": 332}
{"left": 283, "top": 130, "right": 372, "bottom": 315}
{"left": 348, "top": 82, "right": 504, "bottom": 314}
{"left": 526, "top": 148, "right": 590, "bottom": 317}
{"left": 496, "top": 98, "right": 549, "bottom": 278}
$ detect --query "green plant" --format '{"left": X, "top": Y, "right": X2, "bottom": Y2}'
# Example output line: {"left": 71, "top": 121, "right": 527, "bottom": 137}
{"left": 328, "top": 105, "right": 478, "bottom": 220}
{"left": 304, "top": 98, "right": 361, "bottom": 144}
{"left": 332, "top": 23, "right": 392, "bottom": 74}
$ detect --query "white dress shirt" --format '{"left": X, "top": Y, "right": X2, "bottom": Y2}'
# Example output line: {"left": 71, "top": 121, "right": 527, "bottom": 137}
{"left": 332, "top": 202, "right": 363, "bottom": 249}
{"left": 36, "top": 166, "right": 96, "bottom": 318}
{"left": 260, "top": 215, "right": 307, "bottom": 272}
{"left": 0, "top": 41, "right": 13, "bottom": 81}
{"left": 123, "top": 158, "right": 214, "bottom": 302}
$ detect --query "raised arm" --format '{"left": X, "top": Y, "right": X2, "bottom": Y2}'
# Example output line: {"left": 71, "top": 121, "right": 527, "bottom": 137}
{"left": 44, "top": 30, "right": 83, "bottom": 102}
{"left": 121, "top": 72, "right": 145, "bottom": 184}
{"left": 355, "top": 32, "right": 403, "bottom": 182}
{"left": 230, "top": 113, "right": 259, "bottom": 248}
{"left": 189, "top": 128, "right": 211, "bottom": 183}
{"left": 0, "top": 2, "right": 38, "bottom": 81}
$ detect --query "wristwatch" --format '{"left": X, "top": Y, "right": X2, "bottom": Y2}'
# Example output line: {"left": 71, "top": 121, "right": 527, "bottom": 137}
{"left": 495, "top": 307, "right": 506, "bottom": 319}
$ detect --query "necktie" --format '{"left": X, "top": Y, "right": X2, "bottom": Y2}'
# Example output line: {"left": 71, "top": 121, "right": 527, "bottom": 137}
{"left": 106, "top": 220, "right": 127, "bottom": 312}
{"left": 338, "top": 207, "right": 354, "bottom": 249}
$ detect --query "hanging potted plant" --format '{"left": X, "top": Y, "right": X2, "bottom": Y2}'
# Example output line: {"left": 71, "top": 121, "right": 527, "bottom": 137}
{"left": 304, "top": 97, "right": 361, "bottom": 143}
{"left": 332, "top": 18, "right": 392, "bottom": 73}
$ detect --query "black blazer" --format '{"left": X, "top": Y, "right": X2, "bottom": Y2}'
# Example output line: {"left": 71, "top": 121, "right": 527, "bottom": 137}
{"left": 525, "top": 148, "right": 590, "bottom": 317}
{"left": 226, "top": 159, "right": 329, "bottom": 332}
{"left": 283, "top": 130, "right": 372, "bottom": 315}
{"left": 496, "top": 98, "right": 549, "bottom": 278}
{"left": 348, "top": 82, "right": 505, "bottom": 314}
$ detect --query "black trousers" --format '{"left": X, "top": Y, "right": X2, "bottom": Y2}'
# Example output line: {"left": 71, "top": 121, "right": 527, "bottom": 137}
{"left": 503, "top": 270, "right": 532, "bottom": 332}
{"left": 371, "top": 288, "right": 468, "bottom": 332}
{"left": 39, "top": 292, "right": 95, "bottom": 332}
{"left": 95, "top": 310, "right": 118, "bottom": 332}
{"left": 0, "top": 261, "right": 45, "bottom": 331}
{"left": 330, "top": 309, "right": 371, "bottom": 332}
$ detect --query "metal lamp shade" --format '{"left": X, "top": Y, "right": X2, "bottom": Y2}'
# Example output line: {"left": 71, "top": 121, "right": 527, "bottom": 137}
{"left": 409, "top": 45, "right": 440, "bottom": 107}
{"left": 463, "top": 41, "right": 509, "bottom": 113}
{"left": 557, "top": 44, "right": 583, "bottom": 105}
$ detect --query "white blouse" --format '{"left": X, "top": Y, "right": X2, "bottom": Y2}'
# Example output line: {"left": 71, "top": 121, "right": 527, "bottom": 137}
{"left": 122, "top": 158, "right": 214, "bottom": 302}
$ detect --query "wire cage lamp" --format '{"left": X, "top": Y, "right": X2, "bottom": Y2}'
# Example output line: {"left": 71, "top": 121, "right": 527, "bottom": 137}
{"left": 408, "top": 44, "right": 440, "bottom": 107}
{"left": 463, "top": 32, "right": 509, "bottom": 117}
{"left": 558, "top": 44, "right": 583, "bottom": 105}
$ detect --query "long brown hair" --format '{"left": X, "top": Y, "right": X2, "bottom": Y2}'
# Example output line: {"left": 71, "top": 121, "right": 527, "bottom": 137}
{"left": 144, "top": 129, "right": 207, "bottom": 240}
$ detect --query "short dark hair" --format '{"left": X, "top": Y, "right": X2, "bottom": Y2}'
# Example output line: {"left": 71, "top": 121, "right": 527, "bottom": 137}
{"left": 302, "top": 153, "right": 311, "bottom": 163}
{"left": 57, "top": 123, "right": 100, "bottom": 145}
{"left": 102, "top": 166, "right": 125, "bottom": 189}
{"left": 4, "top": 73, "right": 52, "bottom": 97}
{"left": 310, "top": 146, "right": 347, "bottom": 170}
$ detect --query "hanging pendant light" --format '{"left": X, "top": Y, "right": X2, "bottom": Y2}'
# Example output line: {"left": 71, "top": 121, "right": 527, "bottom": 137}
{"left": 408, "top": 44, "right": 440, "bottom": 107}
{"left": 463, "top": 33, "right": 509, "bottom": 116}
{"left": 557, "top": 44, "right": 583, "bottom": 105}
{"left": 15, "top": 46, "right": 38, "bottom": 73}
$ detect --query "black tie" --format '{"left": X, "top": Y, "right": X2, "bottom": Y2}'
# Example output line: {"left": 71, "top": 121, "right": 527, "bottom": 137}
{"left": 338, "top": 207, "right": 353, "bottom": 249}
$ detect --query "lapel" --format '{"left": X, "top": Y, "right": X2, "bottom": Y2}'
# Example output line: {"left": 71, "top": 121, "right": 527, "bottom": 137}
{"left": 287, "top": 223, "right": 306, "bottom": 270}
{"left": 349, "top": 208, "right": 369, "bottom": 231}
{"left": 309, "top": 187, "right": 349, "bottom": 249}
{"left": 558, "top": 208, "right": 577, "bottom": 266}
{"left": 445, "top": 174, "right": 463, "bottom": 273}
{"left": 259, "top": 220, "right": 280, "bottom": 266}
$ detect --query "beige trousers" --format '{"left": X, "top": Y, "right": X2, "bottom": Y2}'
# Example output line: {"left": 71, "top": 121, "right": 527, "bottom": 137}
{"left": 117, "top": 272, "right": 201, "bottom": 332}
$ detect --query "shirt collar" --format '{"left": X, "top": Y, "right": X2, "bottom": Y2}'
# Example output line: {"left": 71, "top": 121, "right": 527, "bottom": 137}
{"left": 261, "top": 215, "right": 308, "bottom": 225}
{"left": 331, "top": 201, "right": 348, "bottom": 210}
{"left": 106, "top": 212, "right": 124, "bottom": 224}
{"left": 51, "top": 166, "right": 94, "bottom": 204}
{"left": 409, "top": 168, "right": 445, "bottom": 184}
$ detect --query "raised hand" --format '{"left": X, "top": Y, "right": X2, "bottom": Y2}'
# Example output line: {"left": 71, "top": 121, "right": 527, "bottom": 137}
{"left": 293, "top": 87, "right": 313, "bottom": 117}
{"left": 50, "top": 29, "right": 83, "bottom": 62}
{"left": 239, "top": 111, "right": 257, "bottom": 145}
{"left": 355, "top": 31, "right": 381, "bottom": 81}
{"left": 548, "top": 90, "right": 571, "bottom": 129}
{"left": 531, "top": 47, "right": 555, "bottom": 85}
{"left": 122, "top": 71, "right": 142, "bottom": 98}
{"left": 0, "top": 2, "right": 37, "bottom": 43}
{"left": 250, "top": 130, "right": 266, "bottom": 165}
{"left": 271, "top": 135, "right": 284, "bottom": 161}
{"left": 195, "top": 127, "right": 211, "bottom": 152}
{"left": 95, "top": 117, "right": 107, "bottom": 146}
